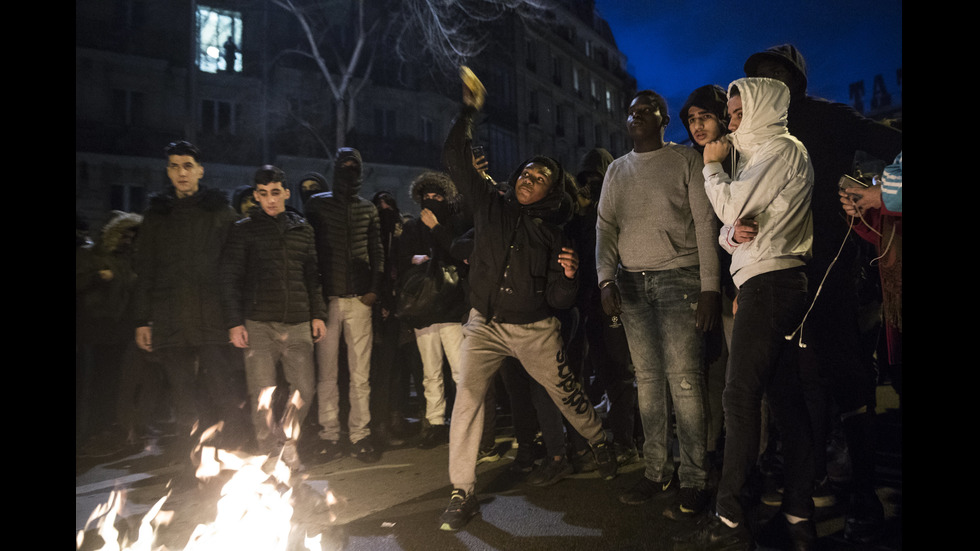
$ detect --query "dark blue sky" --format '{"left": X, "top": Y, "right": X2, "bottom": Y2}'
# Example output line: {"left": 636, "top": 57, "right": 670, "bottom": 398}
{"left": 593, "top": 0, "right": 903, "bottom": 143}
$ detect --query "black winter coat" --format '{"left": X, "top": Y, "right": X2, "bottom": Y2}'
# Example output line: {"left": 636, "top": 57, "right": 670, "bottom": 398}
{"left": 304, "top": 190, "right": 383, "bottom": 298}
{"left": 220, "top": 208, "right": 328, "bottom": 328}
{"left": 442, "top": 106, "right": 578, "bottom": 324}
{"left": 134, "top": 186, "right": 239, "bottom": 349}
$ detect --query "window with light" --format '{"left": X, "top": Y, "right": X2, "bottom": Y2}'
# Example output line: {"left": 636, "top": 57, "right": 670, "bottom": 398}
{"left": 197, "top": 5, "right": 242, "bottom": 73}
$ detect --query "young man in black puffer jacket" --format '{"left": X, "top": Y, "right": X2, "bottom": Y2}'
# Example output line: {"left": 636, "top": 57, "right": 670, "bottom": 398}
{"left": 304, "top": 148, "right": 385, "bottom": 463}
{"left": 220, "top": 165, "right": 328, "bottom": 471}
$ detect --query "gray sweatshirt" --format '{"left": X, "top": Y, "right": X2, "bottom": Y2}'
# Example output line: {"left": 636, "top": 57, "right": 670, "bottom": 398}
{"left": 596, "top": 143, "right": 721, "bottom": 293}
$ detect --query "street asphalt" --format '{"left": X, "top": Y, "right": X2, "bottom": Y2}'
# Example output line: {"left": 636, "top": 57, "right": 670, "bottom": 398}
{"left": 76, "top": 385, "right": 902, "bottom": 551}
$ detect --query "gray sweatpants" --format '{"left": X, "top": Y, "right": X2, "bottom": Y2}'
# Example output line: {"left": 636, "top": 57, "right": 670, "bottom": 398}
{"left": 448, "top": 309, "right": 605, "bottom": 494}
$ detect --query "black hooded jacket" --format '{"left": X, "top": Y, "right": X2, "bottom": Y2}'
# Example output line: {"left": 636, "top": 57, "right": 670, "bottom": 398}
{"left": 566, "top": 148, "right": 613, "bottom": 296}
{"left": 303, "top": 148, "right": 384, "bottom": 298}
{"left": 443, "top": 106, "right": 577, "bottom": 324}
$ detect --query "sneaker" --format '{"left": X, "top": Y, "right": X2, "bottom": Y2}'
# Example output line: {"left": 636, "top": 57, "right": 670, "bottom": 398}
{"left": 526, "top": 456, "right": 574, "bottom": 487}
{"left": 570, "top": 449, "right": 597, "bottom": 473}
{"left": 843, "top": 490, "right": 884, "bottom": 544}
{"left": 663, "top": 487, "right": 708, "bottom": 520}
{"left": 317, "top": 439, "right": 345, "bottom": 462}
{"left": 439, "top": 489, "right": 479, "bottom": 531}
{"left": 614, "top": 442, "right": 639, "bottom": 466}
{"left": 591, "top": 440, "right": 618, "bottom": 480}
{"left": 619, "top": 475, "right": 675, "bottom": 505}
{"left": 672, "top": 514, "right": 754, "bottom": 551}
{"left": 762, "top": 477, "right": 838, "bottom": 508}
{"left": 477, "top": 445, "right": 501, "bottom": 464}
{"left": 785, "top": 518, "right": 818, "bottom": 551}
{"left": 351, "top": 437, "right": 380, "bottom": 463}
{"left": 510, "top": 449, "right": 537, "bottom": 473}
{"left": 418, "top": 424, "right": 449, "bottom": 449}
{"left": 811, "top": 477, "right": 838, "bottom": 508}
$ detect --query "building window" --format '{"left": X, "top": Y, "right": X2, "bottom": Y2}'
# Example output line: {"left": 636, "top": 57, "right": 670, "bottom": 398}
{"left": 197, "top": 5, "right": 242, "bottom": 73}
{"left": 605, "top": 88, "right": 613, "bottom": 112}
{"left": 528, "top": 89, "right": 540, "bottom": 125}
{"left": 552, "top": 55, "right": 562, "bottom": 86}
{"left": 421, "top": 116, "right": 435, "bottom": 144}
{"left": 594, "top": 124, "right": 603, "bottom": 148}
{"left": 577, "top": 115, "right": 587, "bottom": 147}
{"left": 555, "top": 104, "right": 566, "bottom": 137}
{"left": 525, "top": 39, "right": 537, "bottom": 72}
{"left": 111, "top": 89, "right": 145, "bottom": 126}
{"left": 374, "top": 108, "right": 396, "bottom": 137}
{"left": 201, "top": 99, "right": 238, "bottom": 135}
{"left": 572, "top": 66, "right": 581, "bottom": 96}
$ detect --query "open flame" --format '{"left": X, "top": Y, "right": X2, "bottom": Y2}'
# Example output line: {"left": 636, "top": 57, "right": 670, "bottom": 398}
{"left": 77, "top": 388, "right": 339, "bottom": 551}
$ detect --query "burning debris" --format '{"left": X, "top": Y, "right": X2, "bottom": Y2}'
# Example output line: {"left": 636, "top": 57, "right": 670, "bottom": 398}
{"left": 77, "top": 389, "right": 342, "bottom": 551}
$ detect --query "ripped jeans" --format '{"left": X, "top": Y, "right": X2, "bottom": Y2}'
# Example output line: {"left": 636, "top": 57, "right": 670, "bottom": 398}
{"left": 618, "top": 266, "right": 708, "bottom": 489}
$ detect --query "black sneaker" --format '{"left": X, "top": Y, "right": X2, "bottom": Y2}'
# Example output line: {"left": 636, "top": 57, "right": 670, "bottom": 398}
{"left": 439, "top": 489, "right": 479, "bottom": 531}
{"left": 843, "top": 490, "right": 884, "bottom": 544}
{"left": 591, "top": 440, "right": 618, "bottom": 480}
{"left": 418, "top": 424, "right": 449, "bottom": 449}
{"left": 351, "top": 437, "right": 380, "bottom": 463}
{"left": 672, "top": 514, "right": 754, "bottom": 551}
{"left": 317, "top": 439, "right": 345, "bottom": 462}
{"left": 785, "top": 518, "right": 818, "bottom": 551}
{"left": 570, "top": 448, "right": 597, "bottom": 473}
{"left": 663, "top": 487, "right": 708, "bottom": 520}
{"left": 614, "top": 442, "right": 639, "bottom": 466}
{"left": 510, "top": 450, "right": 537, "bottom": 473}
{"left": 477, "top": 445, "right": 501, "bottom": 464}
{"left": 619, "top": 475, "right": 675, "bottom": 505}
{"left": 527, "top": 456, "right": 574, "bottom": 487}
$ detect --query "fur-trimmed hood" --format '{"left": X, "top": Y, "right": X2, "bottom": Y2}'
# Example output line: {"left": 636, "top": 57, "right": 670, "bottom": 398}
{"left": 410, "top": 171, "right": 460, "bottom": 205}
{"left": 98, "top": 211, "right": 142, "bottom": 253}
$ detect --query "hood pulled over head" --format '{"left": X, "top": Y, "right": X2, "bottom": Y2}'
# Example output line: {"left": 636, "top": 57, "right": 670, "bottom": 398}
{"left": 298, "top": 172, "right": 328, "bottom": 204}
{"left": 505, "top": 155, "right": 573, "bottom": 225}
{"left": 728, "top": 77, "right": 791, "bottom": 154}
{"left": 333, "top": 147, "right": 363, "bottom": 197}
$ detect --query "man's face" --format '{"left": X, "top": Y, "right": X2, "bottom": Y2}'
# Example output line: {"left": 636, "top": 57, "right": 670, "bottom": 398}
{"left": 167, "top": 155, "right": 204, "bottom": 198}
{"left": 687, "top": 106, "right": 724, "bottom": 146}
{"left": 753, "top": 59, "right": 796, "bottom": 91}
{"left": 627, "top": 96, "right": 665, "bottom": 142}
{"left": 727, "top": 95, "right": 743, "bottom": 132}
{"left": 301, "top": 179, "right": 321, "bottom": 193}
{"left": 239, "top": 194, "right": 257, "bottom": 214}
{"left": 254, "top": 181, "right": 290, "bottom": 217}
{"left": 515, "top": 162, "right": 554, "bottom": 205}
{"left": 423, "top": 192, "right": 445, "bottom": 202}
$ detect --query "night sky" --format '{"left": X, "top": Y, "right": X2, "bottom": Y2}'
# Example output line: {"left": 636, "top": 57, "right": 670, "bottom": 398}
{"left": 593, "top": 0, "right": 903, "bottom": 144}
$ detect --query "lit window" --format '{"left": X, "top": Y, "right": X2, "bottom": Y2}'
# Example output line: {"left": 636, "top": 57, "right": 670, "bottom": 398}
{"left": 197, "top": 5, "right": 242, "bottom": 73}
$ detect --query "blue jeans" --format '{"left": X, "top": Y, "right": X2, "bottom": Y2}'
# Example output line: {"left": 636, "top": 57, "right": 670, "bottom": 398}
{"left": 618, "top": 266, "right": 707, "bottom": 488}
{"left": 716, "top": 267, "right": 814, "bottom": 524}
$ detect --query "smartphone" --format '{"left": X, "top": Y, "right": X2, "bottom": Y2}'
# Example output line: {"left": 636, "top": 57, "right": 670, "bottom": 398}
{"left": 472, "top": 145, "right": 486, "bottom": 159}
{"left": 838, "top": 174, "right": 871, "bottom": 190}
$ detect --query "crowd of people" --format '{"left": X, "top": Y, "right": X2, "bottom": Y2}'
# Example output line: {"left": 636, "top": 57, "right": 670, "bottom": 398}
{"left": 76, "top": 43, "right": 901, "bottom": 550}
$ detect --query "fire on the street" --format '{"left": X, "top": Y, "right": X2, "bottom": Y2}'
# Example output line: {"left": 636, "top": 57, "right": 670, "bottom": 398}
{"left": 77, "top": 389, "right": 338, "bottom": 551}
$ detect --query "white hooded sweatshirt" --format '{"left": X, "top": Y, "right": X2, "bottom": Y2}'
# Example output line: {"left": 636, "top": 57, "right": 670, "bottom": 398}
{"left": 702, "top": 77, "right": 814, "bottom": 288}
